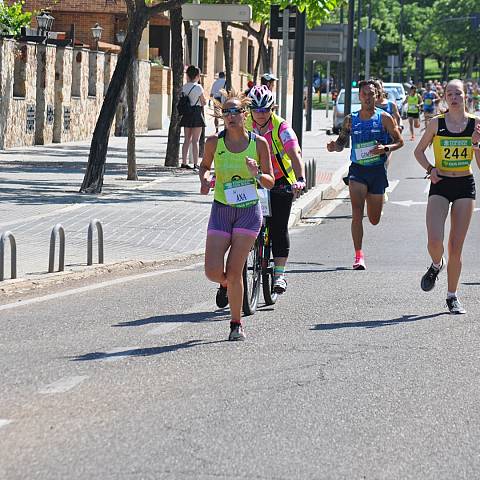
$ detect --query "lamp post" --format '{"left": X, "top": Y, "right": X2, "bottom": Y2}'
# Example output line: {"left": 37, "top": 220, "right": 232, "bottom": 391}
{"left": 36, "top": 11, "right": 54, "bottom": 39}
{"left": 91, "top": 23, "right": 103, "bottom": 51}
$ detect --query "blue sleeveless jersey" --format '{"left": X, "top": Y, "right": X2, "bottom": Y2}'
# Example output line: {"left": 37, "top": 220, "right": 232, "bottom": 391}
{"left": 350, "top": 110, "right": 388, "bottom": 167}
{"left": 423, "top": 92, "right": 435, "bottom": 112}
{"left": 376, "top": 102, "right": 394, "bottom": 115}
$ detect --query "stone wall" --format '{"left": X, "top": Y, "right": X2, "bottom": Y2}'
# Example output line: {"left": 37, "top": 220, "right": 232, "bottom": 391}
{"left": 0, "top": 38, "right": 150, "bottom": 149}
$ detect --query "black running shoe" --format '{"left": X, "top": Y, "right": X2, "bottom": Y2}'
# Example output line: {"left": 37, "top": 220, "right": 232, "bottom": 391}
{"left": 343, "top": 176, "right": 349, "bottom": 186}
{"left": 420, "top": 257, "right": 445, "bottom": 292}
{"left": 446, "top": 297, "right": 466, "bottom": 314}
{"left": 216, "top": 285, "right": 228, "bottom": 308}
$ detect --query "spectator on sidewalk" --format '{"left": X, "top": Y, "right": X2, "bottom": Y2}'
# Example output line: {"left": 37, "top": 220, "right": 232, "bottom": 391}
{"left": 210, "top": 72, "right": 226, "bottom": 133}
{"left": 261, "top": 73, "right": 278, "bottom": 92}
{"left": 180, "top": 65, "right": 207, "bottom": 170}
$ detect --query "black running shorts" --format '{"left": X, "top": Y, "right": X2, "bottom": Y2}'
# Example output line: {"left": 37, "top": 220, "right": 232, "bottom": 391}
{"left": 429, "top": 175, "right": 476, "bottom": 203}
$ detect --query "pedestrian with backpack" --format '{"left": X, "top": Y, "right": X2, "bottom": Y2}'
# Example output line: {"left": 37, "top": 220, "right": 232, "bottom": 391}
{"left": 179, "top": 65, "right": 206, "bottom": 170}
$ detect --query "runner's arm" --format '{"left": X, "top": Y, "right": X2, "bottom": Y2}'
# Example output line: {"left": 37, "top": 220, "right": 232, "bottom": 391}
{"left": 473, "top": 119, "right": 480, "bottom": 168}
{"left": 327, "top": 115, "right": 351, "bottom": 152}
{"left": 370, "top": 114, "right": 404, "bottom": 155}
{"left": 414, "top": 118, "right": 438, "bottom": 173}
{"left": 199, "top": 136, "right": 217, "bottom": 194}
{"left": 254, "top": 136, "right": 275, "bottom": 189}
{"left": 391, "top": 102, "right": 402, "bottom": 127}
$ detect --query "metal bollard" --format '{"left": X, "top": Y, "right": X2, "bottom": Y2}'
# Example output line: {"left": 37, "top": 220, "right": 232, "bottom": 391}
{"left": 0, "top": 231, "right": 17, "bottom": 281}
{"left": 49, "top": 224, "right": 65, "bottom": 273}
{"left": 311, "top": 158, "right": 317, "bottom": 187}
{"left": 303, "top": 161, "right": 309, "bottom": 193}
{"left": 87, "top": 219, "right": 104, "bottom": 266}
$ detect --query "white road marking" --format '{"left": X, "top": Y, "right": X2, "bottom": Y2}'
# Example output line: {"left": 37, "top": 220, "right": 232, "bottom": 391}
{"left": 148, "top": 322, "right": 184, "bottom": 336}
{"left": 0, "top": 419, "right": 12, "bottom": 429}
{"left": 0, "top": 262, "right": 203, "bottom": 312}
{"left": 424, "top": 181, "right": 431, "bottom": 194}
{"left": 391, "top": 200, "right": 428, "bottom": 207}
{"left": 38, "top": 375, "right": 88, "bottom": 394}
{"left": 301, "top": 188, "right": 350, "bottom": 224}
{"left": 385, "top": 179, "right": 400, "bottom": 193}
{"left": 103, "top": 347, "right": 140, "bottom": 362}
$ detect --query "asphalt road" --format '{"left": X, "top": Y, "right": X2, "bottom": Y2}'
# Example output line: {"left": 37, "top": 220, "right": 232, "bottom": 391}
{"left": 1, "top": 138, "right": 480, "bottom": 479}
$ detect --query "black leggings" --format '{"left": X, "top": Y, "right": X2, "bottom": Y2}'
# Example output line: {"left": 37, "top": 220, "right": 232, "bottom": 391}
{"left": 266, "top": 185, "right": 294, "bottom": 258}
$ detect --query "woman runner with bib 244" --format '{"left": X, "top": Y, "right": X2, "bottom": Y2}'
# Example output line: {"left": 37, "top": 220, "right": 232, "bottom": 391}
{"left": 199, "top": 90, "right": 274, "bottom": 341}
{"left": 415, "top": 79, "right": 480, "bottom": 314}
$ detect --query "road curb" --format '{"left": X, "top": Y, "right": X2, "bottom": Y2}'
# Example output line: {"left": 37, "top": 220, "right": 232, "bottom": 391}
{"left": 0, "top": 250, "right": 204, "bottom": 297}
{"left": 289, "top": 161, "right": 350, "bottom": 228}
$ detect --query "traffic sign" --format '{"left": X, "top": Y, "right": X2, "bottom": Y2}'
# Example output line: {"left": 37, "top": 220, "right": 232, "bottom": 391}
{"left": 387, "top": 55, "right": 399, "bottom": 67}
{"left": 358, "top": 29, "right": 378, "bottom": 50}
{"left": 270, "top": 5, "right": 297, "bottom": 40}
{"left": 181, "top": 4, "right": 252, "bottom": 22}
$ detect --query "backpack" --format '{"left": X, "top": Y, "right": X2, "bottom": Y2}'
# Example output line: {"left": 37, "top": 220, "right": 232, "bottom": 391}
{"left": 177, "top": 85, "right": 197, "bottom": 116}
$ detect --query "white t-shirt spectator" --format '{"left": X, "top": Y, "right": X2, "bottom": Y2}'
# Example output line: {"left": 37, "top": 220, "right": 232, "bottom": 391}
{"left": 210, "top": 78, "right": 226, "bottom": 100}
{"left": 182, "top": 82, "right": 204, "bottom": 106}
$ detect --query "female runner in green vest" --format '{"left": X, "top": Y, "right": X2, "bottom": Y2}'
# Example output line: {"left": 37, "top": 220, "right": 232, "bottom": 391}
{"left": 403, "top": 85, "right": 423, "bottom": 141}
{"left": 199, "top": 90, "right": 274, "bottom": 341}
{"left": 414, "top": 79, "right": 480, "bottom": 314}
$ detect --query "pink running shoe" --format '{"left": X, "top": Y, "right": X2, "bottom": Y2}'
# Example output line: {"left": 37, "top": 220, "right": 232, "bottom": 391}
{"left": 353, "top": 255, "right": 366, "bottom": 270}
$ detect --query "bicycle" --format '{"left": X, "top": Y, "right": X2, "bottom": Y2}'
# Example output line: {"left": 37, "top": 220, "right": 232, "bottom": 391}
{"left": 242, "top": 187, "right": 283, "bottom": 315}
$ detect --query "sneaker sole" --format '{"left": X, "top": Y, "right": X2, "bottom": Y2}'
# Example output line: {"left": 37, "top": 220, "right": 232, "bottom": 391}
{"left": 228, "top": 335, "right": 246, "bottom": 341}
{"left": 273, "top": 286, "right": 286, "bottom": 294}
{"left": 353, "top": 265, "right": 366, "bottom": 270}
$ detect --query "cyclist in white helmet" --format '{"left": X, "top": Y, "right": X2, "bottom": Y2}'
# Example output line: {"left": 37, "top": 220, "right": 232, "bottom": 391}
{"left": 244, "top": 85, "right": 306, "bottom": 294}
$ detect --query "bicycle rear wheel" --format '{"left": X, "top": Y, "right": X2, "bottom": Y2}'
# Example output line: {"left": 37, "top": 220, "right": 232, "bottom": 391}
{"left": 262, "top": 241, "right": 278, "bottom": 306}
{"left": 242, "top": 238, "right": 261, "bottom": 316}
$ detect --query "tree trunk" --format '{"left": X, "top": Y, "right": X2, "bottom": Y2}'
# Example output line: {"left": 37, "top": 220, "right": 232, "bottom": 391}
{"left": 165, "top": 6, "right": 184, "bottom": 167}
{"left": 183, "top": 20, "right": 192, "bottom": 64}
{"left": 221, "top": 22, "right": 232, "bottom": 91}
{"left": 127, "top": 58, "right": 138, "bottom": 181}
{"left": 80, "top": 9, "right": 148, "bottom": 193}
{"left": 253, "top": 37, "right": 262, "bottom": 82}
{"left": 259, "top": 24, "right": 270, "bottom": 74}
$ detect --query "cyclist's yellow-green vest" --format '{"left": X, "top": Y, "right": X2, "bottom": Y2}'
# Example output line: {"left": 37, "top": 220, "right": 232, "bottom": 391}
{"left": 245, "top": 113, "right": 297, "bottom": 185}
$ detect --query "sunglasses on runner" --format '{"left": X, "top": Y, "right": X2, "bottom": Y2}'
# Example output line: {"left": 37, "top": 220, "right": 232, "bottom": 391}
{"left": 222, "top": 108, "right": 244, "bottom": 116}
{"left": 250, "top": 107, "right": 271, "bottom": 113}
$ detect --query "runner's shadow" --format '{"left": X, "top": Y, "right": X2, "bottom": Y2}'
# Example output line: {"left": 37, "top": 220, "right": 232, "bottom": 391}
{"left": 112, "top": 310, "right": 227, "bottom": 328}
{"left": 69, "top": 339, "right": 226, "bottom": 362}
{"left": 462, "top": 282, "right": 480, "bottom": 286}
{"left": 312, "top": 312, "right": 448, "bottom": 331}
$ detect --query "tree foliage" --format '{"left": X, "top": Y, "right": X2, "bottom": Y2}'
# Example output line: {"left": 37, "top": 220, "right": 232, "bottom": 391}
{"left": 0, "top": 1, "right": 32, "bottom": 36}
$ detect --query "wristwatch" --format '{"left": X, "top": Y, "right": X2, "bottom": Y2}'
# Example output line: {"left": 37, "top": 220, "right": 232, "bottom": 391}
{"left": 384, "top": 146, "right": 390, "bottom": 153}
{"left": 297, "top": 177, "right": 305, "bottom": 182}
{"left": 473, "top": 142, "right": 479, "bottom": 150}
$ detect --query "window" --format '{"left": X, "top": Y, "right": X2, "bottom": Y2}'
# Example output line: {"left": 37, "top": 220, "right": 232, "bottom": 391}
{"left": 198, "top": 33, "right": 208, "bottom": 74}
{"left": 13, "top": 45, "right": 27, "bottom": 98}
{"left": 247, "top": 40, "right": 254, "bottom": 75}
{"left": 214, "top": 38, "right": 224, "bottom": 73}
{"left": 149, "top": 25, "right": 170, "bottom": 67}
{"left": 239, "top": 37, "right": 247, "bottom": 73}
{"left": 71, "top": 49, "right": 82, "bottom": 98}
{"left": 88, "top": 52, "right": 97, "bottom": 97}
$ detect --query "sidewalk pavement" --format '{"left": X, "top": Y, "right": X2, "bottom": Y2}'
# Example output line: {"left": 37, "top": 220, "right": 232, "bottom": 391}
{"left": 0, "top": 109, "right": 349, "bottom": 294}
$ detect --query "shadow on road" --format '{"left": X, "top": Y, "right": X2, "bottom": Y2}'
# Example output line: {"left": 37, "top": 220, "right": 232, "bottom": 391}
{"left": 312, "top": 312, "right": 449, "bottom": 330}
{"left": 69, "top": 339, "right": 226, "bottom": 362}
{"left": 112, "top": 309, "right": 227, "bottom": 328}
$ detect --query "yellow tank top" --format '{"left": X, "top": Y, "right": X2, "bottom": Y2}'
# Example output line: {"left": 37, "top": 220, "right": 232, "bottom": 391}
{"left": 213, "top": 131, "right": 259, "bottom": 207}
{"left": 432, "top": 114, "right": 475, "bottom": 172}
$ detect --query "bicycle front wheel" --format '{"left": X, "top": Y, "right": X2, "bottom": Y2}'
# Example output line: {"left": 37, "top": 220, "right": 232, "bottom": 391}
{"left": 262, "top": 242, "right": 278, "bottom": 306}
{"left": 242, "top": 239, "right": 261, "bottom": 316}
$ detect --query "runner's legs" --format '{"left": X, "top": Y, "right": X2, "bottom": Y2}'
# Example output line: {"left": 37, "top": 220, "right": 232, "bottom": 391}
{"left": 225, "top": 233, "right": 257, "bottom": 322}
{"left": 349, "top": 180, "right": 368, "bottom": 251}
{"left": 182, "top": 127, "right": 193, "bottom": 165}
{"left": 426, "top": 195, "right": 449, "bottom": 265}
{"left": 366, "top": 193, "right": 384, "bottom": 225}
{"left": 447, "top": 198, "right": 474, "bottom": 292}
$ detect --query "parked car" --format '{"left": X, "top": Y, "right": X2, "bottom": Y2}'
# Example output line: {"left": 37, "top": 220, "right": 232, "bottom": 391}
{"left": 383, "top": 82, "right": 406, "bottom": 117}
{"left": 332, "top": 88, "right": 361, "bottom": 134}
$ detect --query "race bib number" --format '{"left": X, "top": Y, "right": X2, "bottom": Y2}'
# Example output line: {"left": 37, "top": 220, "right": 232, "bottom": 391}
{"left": 439, "top": 139, "right": 472, "bottom": 170}
{"left": 354, "top": 141, "right": 381, "bottom": 165}
{"left": 257, "top": 188, "right": 271, "bottom": 217}
{"left": 424, "top": 98, "right": 433, "bottom": 106}
{"left": 408, "top": 104, "right": 418, "bottom": 113}
{"left": 224, "top": 178, "right": 258, "bottom": 207}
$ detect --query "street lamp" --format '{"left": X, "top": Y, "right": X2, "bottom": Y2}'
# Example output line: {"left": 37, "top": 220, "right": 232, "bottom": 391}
{"left": 36, "top": 11, "right": 54, "bottom": 37}
{"left": 91, "top": 23, "right": 103, "bottom": 51}
{"left": 115, "top": 30, "right": 126, "bottom": 45}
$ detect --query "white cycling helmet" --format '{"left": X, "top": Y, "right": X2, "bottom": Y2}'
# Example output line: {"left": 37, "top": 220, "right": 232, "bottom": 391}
{"left": 248, "top": 85, "right": 275, "bottom": 109}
